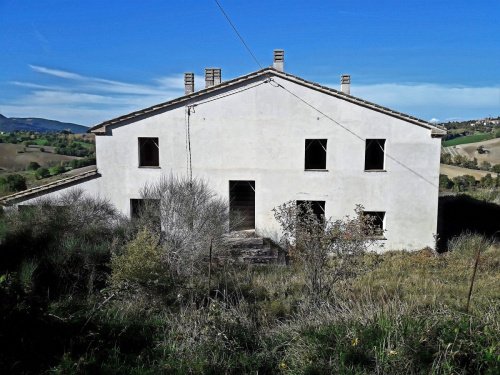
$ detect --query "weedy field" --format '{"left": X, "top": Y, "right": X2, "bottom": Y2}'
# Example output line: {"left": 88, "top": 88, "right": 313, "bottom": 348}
{"left": 442, "top": 133, "right": 495, "bottom": 147}
{"left": 0, "top": 185, "right": 498, "bottom": 374}
{"left": 0, "top": 143, "right": 78, "bottom": 171}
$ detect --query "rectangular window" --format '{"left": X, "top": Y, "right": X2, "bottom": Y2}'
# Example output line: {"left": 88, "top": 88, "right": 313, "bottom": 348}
{"left": 130, "top": 198, "right": 160, "bottom": 220}
{"left": 364, "top": 139, "right": 385, "bottom": 171}
{"left": 138, "top": 137, "right": 159, "bottom": 167}
{"left": 363, "top": 211, "right": 385, "bottom": 237}
{"left": 305, "top": 139, "right": 327, "bottom": 170}
{"left": 296, "top": 200, "right": 326, "bottom": 222}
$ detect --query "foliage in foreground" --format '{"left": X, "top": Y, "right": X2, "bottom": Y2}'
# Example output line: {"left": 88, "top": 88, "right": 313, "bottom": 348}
{"left": 0, "top": 187, "right": 499, "bottom": 374}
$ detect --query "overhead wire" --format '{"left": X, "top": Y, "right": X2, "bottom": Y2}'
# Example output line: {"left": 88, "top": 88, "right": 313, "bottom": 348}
{"left": 213, "top": 0, "right": 263, "bottom": 69}
{"left": 202, "top": 2, "right": 439, "bottom": 190}
{"left": 269, "top": 78, "right": 439, "bottom": 189}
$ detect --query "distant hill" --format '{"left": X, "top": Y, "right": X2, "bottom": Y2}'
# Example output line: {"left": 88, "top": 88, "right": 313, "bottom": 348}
{"left": 0, "top": 114, "right": 88, "bottom": 134}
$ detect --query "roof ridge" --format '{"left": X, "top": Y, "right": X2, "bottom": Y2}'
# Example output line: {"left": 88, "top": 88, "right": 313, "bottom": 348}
{"left": 88, "top": 68, "right": 446, "bottom": 136}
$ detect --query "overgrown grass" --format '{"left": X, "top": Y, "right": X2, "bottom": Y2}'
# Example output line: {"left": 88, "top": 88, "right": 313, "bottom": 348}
{"left": 44, "top": 242, "right": 500, "bottom": 373}
{"left": 442, "top": 132, "right": 493, "bottom": 147}
{"left": 1, "top": 200, "right": 499, "bottom": 374}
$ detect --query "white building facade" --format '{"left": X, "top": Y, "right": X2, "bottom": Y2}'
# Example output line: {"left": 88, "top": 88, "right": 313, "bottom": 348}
{"left": 4, "top": 52, "right": 446, "bottom": 251}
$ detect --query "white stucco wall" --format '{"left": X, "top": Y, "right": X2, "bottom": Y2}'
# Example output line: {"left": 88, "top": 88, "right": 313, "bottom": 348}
{"left": 20, "top": 75, "right": 442, "bottom": 251}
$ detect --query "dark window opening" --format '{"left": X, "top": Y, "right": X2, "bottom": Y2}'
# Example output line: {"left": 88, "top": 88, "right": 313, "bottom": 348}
{"left": 130, "top": 199, "right": 161, "bottom": 228}
{"left": 363, "top": 211, "right": 385, "bottom": 236}
{"left": 305, "top": 139, "right": 327, "bottom": 170}
{"left": 139, "top": 137, "right": 159, "bottom": 167}
{"left": 364, "top": 139, "right": 385, "bottom": 170}
{"left": 229, "top": 181, "right": 255, "bottom": 231}
{"left": 296, "top": 200, "right": 326, "bottom": 223}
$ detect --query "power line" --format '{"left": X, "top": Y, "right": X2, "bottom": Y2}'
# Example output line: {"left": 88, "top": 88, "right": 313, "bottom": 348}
{"left": 269, "top": 79, "right": 364, "bottom": 142}
{"left": 213, "top": 0, "right": 263, "bottom": 69}
{"left": 190, "top": 78, "right": 269, "bottom": 109}
{"left": 270, "top": 78, "right": 439, "bottom": 189}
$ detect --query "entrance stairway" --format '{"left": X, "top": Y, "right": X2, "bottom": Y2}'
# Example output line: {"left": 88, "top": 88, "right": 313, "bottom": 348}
{"left": 223, "top": 230, "right": 280, "bottom": 264}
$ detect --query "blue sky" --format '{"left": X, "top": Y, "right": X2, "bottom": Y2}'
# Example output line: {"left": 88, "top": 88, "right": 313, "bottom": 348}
{"left": 1, "top": 0, "right": 499, "bottom": 126}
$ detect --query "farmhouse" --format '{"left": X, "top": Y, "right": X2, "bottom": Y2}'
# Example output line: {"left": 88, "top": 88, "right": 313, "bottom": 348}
{"left": 1, "top": 50, "right": 446, "bottom": 250}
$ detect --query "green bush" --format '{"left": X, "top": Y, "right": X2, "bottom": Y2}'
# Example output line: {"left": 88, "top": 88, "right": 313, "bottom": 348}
{"left": 35, "top": 167, "right": 50, "bottom": 179}
{"left": 439, "top": 174, "right": 453, "bottom": 189}
{"left": 49, "top": 165, "right": 66, "bottom": 175}
{"left": 0, "top": 189, "right": 125, "bottom": 296}
{"left": 0, "top": 174, "right": 27, "bottom": 192}
{"left": 27, "top": 161, "right": 41, "bottom": 171}
{"left": 111, "top": 228, "right": 170, "bottom": 288}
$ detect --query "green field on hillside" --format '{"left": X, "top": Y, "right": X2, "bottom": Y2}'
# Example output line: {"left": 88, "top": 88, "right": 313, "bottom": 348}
{"left": 443, "top": 132, "right": 492, "bottom": 147}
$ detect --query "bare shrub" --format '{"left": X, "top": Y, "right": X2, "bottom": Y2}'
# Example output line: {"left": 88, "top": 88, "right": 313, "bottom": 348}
{"left": 0, "top": 189, "right": 125, "bottom": 296}
{"left": 133, "top": 174, "right": 229, "bottom": 281}
{"left": 273, "top": 201, "right": 381, "bottom": 297}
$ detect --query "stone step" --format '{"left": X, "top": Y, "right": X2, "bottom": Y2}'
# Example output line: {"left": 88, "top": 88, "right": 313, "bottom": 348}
{"left": 224, "top": 237, "right": 264, "bottom": 249}
{"left": 224, "top": 229, "right": 257, "bottom": 238}
{"left": 241, "top": 255, "right": 279, "bottom": 264}
{"left": 230, "top": 246, "right": 274, "bottom": 257}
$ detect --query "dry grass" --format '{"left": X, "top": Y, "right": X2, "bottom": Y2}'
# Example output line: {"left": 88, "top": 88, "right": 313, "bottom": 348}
{"left": 340, "top": 245, "right": 499, "bottom": 312}
{"left": 440, "top": 163, "right": 496, "bottom": 181}
{"left": 0, "top": 143, "right": 78, "bottom": 171}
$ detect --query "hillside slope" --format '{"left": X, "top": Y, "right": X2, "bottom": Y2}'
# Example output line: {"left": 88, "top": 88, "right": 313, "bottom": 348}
{"left": 0, "top": 114, "right": 87, "bottom": 133}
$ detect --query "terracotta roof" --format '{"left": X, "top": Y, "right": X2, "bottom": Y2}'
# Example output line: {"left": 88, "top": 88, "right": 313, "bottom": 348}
{"left": 88, "top": 67, "right": 446, "bottom": 137}
{"left": 0, "top": 168, "right": 100, "bottom": 205}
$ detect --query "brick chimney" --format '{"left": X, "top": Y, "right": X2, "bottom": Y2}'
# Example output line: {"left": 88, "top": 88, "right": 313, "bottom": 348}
{"left": 184, "top": 72, "right": 194, "bottom": 94}
{"left": 273, "top": 49, "right": 284, "bottom": 71}
{"left": 205, "top": 68, "right": 221, "bottom": 88}
{"left": 341, "top": 74, "right": 350, "bottom": 95}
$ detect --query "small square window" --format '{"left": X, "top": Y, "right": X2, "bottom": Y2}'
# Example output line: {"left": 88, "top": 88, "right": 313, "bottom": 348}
{"left": 138, "top": 137, "right": 159, "bottom": 167}
{"left": 363, "top": 211, "right": 385, "bottom": 237}
{"left": 305, "top": 139, "right": 327, "bottom": 170}
{"left": 130, "top": 198, "right": 161, "bottom": 230}
{"left": 365, "top": 139, "right": 385, "bottom": 171}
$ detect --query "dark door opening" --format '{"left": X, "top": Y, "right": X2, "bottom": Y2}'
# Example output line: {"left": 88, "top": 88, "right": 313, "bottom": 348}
{"left": 229, "top": 181, "right": 255, "bottom": 231}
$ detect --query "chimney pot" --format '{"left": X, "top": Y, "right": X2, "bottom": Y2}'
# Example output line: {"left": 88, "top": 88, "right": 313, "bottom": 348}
{"left": 273, "top": 49, "right": 284, "bottom": 71}
{"left": 184, "top": 72, "right": 194, "bottom": 95}
{"left": 341, "top": 74, "right": 351, "bottom": 95}
{"left": 205, "top": 68, "right": 222, "bottom": 88}
{"left": 205, "top": 68, "right": 213, "bottom": 88}
{"left": 213, "top": 68, "right": 221, "bottom": 85}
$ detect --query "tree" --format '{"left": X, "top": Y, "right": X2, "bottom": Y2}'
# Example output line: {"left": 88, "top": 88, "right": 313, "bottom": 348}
{"left": 26, "top": 162, "right": 41, "bottom": 171}
{"left": 463, "top": 158, "right": 478, "bottom": 170}
{"left": 452, "top": 175, "right": 476, "bottom": 192}
{"left": 440, "top": 152, "right": 452, "bottom": 164}
{"left": 439, "top": 174, "right": 453, "bottom": 190}
{"left": 452, "top": 154, "right": 467, "bottom": 167}
{"left": 479, "top": 174, "right": 495, "bottom": 188}
{"left": 479, "top": 161, "right": 491, "bottom": 171}
{"left": 491, "top": 164, "right": 500, "bottom": 174}
{"left": 51, "top": 165, "right": 66, "bottom": 175}
{"left": 35, "top": 167, "right": 50, "bottom": 179}
{"left": 5, "top": 174, "right": 27, "bottom": 192}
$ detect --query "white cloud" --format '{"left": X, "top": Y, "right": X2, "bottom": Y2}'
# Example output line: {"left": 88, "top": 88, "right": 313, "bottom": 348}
{"left": 29, "top": 65, "right": 84, "bottom": 80}
{"left": 1, "top": 65, "right": 187, "bottom": 125}
{"left": 344, "top": 83, "right": 500, "bottom": 121}
{"left": 5, "top": 65, "right": 500, "bottom": 126}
